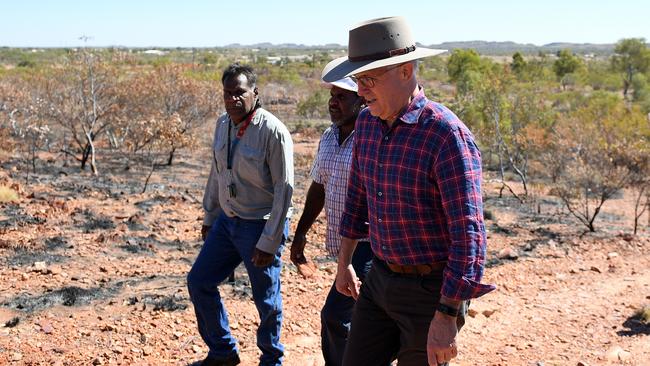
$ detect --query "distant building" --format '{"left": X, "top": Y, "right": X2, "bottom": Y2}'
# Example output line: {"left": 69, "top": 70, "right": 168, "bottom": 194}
{"left": 265, "top": 54, "right": 312, "bottom": 65}
{"left": 142, "top": 50, "right": 168, "bottom": 56}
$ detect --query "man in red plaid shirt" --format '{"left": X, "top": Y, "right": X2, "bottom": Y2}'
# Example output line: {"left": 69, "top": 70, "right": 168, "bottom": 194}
{"left": 322, "top": 16, "right": 496, "bottom": 366}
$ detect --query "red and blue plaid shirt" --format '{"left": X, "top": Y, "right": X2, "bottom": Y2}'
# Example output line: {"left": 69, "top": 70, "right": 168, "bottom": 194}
{"left": 340, "top": 88, "right": 495, "bottom": 301}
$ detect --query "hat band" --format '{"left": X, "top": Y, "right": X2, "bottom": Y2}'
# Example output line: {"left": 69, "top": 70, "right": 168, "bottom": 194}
{"left": 348, "top": 45, "right": 416, "bottom": 62}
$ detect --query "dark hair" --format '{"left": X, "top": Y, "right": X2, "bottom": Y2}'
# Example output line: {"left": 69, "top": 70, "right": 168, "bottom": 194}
{"left": 221, "top": 63, "right": 257, "bottom": 86}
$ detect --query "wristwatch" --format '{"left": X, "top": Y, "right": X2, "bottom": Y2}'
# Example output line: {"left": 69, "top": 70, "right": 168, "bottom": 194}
{"left": 436, "top": 302, "right": 460, "bottom": 317}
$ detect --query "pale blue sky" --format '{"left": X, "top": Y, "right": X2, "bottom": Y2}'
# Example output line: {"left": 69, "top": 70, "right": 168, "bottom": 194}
{"left": 2, "top": 0, "right": 648, "bottom": 47}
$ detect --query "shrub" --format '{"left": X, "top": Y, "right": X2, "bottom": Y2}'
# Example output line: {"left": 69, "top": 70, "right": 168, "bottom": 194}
{"left": 634, "top": 305, "right": 650, "bottom": 325}
{"left": 0, "top": 186, "right": 19, "bottom": 203}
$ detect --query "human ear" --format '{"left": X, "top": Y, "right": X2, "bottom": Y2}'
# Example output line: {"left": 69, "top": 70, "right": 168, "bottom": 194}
{"left": 401, "top": 62, "right": 414, "bottom": 79}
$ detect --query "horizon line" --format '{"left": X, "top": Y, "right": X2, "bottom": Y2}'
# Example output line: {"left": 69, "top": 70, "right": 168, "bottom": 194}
{"left": 3, "top": 39, "right": 645, "bottom": 49}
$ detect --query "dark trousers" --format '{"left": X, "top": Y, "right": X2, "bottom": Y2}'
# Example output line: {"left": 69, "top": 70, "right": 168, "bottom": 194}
{"left": 320, "top": 242, "right": 375, "bottom": 366}
{"left": 342, "top": 259, "right": 467, "bottom": 366}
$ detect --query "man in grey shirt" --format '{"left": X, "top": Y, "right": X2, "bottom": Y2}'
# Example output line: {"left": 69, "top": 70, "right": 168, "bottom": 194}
{"left": 187, "top": 63, "right": 294, "bottom": 366}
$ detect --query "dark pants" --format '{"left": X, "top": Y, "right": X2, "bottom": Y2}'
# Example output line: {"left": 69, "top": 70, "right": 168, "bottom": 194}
{"left": 320, "top": 242, "right": 374, "bottom": 366}
{"left": 342, "top": 259, "right": 467, "bottom": 366}
{"left": 187, "top": 212, "right": 288, "bottom": 366}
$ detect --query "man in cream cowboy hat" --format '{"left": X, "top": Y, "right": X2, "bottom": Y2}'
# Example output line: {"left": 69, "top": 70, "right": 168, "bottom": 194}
{"left": 323, "top": 16, "right": 495, "bottom": 366}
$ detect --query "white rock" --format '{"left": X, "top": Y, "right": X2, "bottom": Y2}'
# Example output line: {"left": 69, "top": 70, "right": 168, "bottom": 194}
{"left": 618, "top": 349, "right": 632, "bottom": 361}
{"left": 497, "top": 247, "right": 519, "bottom": 260}
{"left": 33, "top": 261, "right": 47, "bottom": 272}
{"left": 605, "top": 345, "right": 630, "bottom": 362}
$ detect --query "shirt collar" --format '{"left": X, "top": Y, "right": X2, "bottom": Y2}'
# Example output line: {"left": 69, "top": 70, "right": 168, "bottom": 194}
{"left": 250, "top": 108, "right": 263, "bottom": 125}
{"left": 228, "top": 107, "right": 263, "bottom": 126}
{"left": 398, "top": 86, "right": 427, "bottom": 125}
{"left": 330, "top": 123, "right": 344, "bottom": 137}
{"left": 329, "top": 123, "right": 355, "bottom": 146}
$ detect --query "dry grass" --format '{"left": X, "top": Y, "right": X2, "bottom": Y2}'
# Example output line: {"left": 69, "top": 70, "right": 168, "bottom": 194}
{"left": 0, "top": 186, "right": 19, "bottom": 203}
{"left": 294, "top": 152, "right": 315, "bottom": 170}
{"left": 635, "top": 305, "right": 650, "bottom": 324}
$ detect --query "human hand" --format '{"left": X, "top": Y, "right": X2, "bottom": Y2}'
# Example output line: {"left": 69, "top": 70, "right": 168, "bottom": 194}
{"left": 290, "top": 232, "right": 308, "bottom": 265}
{"left": 290, "top": 233, "right": 316, "bottom": 278}
{"left": 201, "top": 225, "right": 211, "bottom": 241}
{"left": 252, "top": 247, "right": 275, "bottom": 268}
{"left": 427, "top": 311, "right": 459, "bottom": 365}
{"left": 335, "top": 264, "right": 360, "bottom": 299}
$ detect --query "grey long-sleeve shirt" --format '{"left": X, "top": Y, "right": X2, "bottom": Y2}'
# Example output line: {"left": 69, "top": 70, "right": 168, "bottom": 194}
{"left": 202, "top": 108, "right": 294, "bottom": 253}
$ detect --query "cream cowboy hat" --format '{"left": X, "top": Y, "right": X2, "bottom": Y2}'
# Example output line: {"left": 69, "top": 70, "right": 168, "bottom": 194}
{"left": 321, "top": 16, "right": 446, "bottom": 83}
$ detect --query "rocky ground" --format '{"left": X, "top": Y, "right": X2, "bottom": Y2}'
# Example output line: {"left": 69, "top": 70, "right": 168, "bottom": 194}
{"left": 0, "top": 138, "right": 648, "bottom": 366}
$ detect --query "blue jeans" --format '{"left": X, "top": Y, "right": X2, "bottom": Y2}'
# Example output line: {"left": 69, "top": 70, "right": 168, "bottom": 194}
{"left": 187, "top": 212, "right": 288, "bottom": 366}
{"left": 320, "top": 241, "right": 374, "bottom": 366}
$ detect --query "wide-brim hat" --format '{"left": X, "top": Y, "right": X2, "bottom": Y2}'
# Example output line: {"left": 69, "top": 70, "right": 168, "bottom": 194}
{"left": 322, "top": 16, "right": 446, "bottom": 82}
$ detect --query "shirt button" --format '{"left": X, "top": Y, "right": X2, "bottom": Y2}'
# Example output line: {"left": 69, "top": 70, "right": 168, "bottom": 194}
{"left": 381, "top": 245, "right": 387, "bottom": 250}
{"left": 378, "top": 163, "right": 383, "bottom": 168}
{"left": 384, "top": 136, "right": 389, "bottom": 141}
{"left": 377, "top": 191, "right": 383, "bottom": 197}
{"left": 378, "top": 218, "right": 382, "bottom": 223}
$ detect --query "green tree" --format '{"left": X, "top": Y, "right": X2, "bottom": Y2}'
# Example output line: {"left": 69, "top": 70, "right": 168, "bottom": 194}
{"left": 447, "top": 49, "right": 482, "bottom": 83}
{"left": 449, "top": 59, "right": 552, "bottom": 199}
{"left": 584, "top": 60, "right": 622, "bottom": 92}
{"left": 611, "top": 38, "right": 650, "bottom": 100}
{"left": 296, "top": 89, "right": 329, "bottom": 119}
{"left": 476, "top": 68, "right": 552, "bottom": 198}
{"left": 511, "top": 52, "right": 527, "bottom": 76}
{"left": 553, "top": 50, "right": 582, "bottom": 89}
{"left": 630, "top": 73, "right": 650, "bottom": 113}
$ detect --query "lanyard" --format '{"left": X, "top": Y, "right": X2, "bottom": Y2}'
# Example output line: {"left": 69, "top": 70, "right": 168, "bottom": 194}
{"left": 227, "top": 108, "right": 257, "bottom": 170}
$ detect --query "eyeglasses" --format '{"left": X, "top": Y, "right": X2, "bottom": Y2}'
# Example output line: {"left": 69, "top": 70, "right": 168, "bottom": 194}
{"left": 351, "top": 63, "right": 405, "bottom": 89}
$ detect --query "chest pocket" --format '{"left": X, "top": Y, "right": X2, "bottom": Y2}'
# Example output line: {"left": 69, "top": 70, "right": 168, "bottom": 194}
{"left": 213, "top": 139, "right": 227, "bottom": 173}
{"left": 236, "top": 143, "right": 267, "bottom": 184}
{"left": 212, "top": 139, "right": 227, "bottom": 173}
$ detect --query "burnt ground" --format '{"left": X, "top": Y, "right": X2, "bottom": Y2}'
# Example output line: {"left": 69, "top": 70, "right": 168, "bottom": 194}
{"left": 0, "top": 139, "right": 648, "bottom": 366}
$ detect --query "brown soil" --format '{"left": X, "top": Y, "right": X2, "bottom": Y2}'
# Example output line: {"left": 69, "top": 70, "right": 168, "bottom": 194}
{"left": 0, "top": 141, "right": 648, "bottom": 366}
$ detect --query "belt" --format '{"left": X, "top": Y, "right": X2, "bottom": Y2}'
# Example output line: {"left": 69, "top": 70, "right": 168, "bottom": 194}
{"left": 382, "top": 260, "right": 447, "bottom": 275}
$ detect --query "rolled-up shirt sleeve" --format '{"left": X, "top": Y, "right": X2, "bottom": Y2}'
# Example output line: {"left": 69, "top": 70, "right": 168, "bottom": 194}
{"left": 434, "top": 127, "right": 496, "bottom": 301}
{"left": 255, "top": 125, "right": 294, "bottom": 253}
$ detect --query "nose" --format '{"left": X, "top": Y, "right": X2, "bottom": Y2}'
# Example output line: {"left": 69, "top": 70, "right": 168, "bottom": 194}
{"left": 328, "top": 97, "right": 338, "bottom": 108}
{"left": 356, "top": 85, "right": 370, "bottom": 98}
